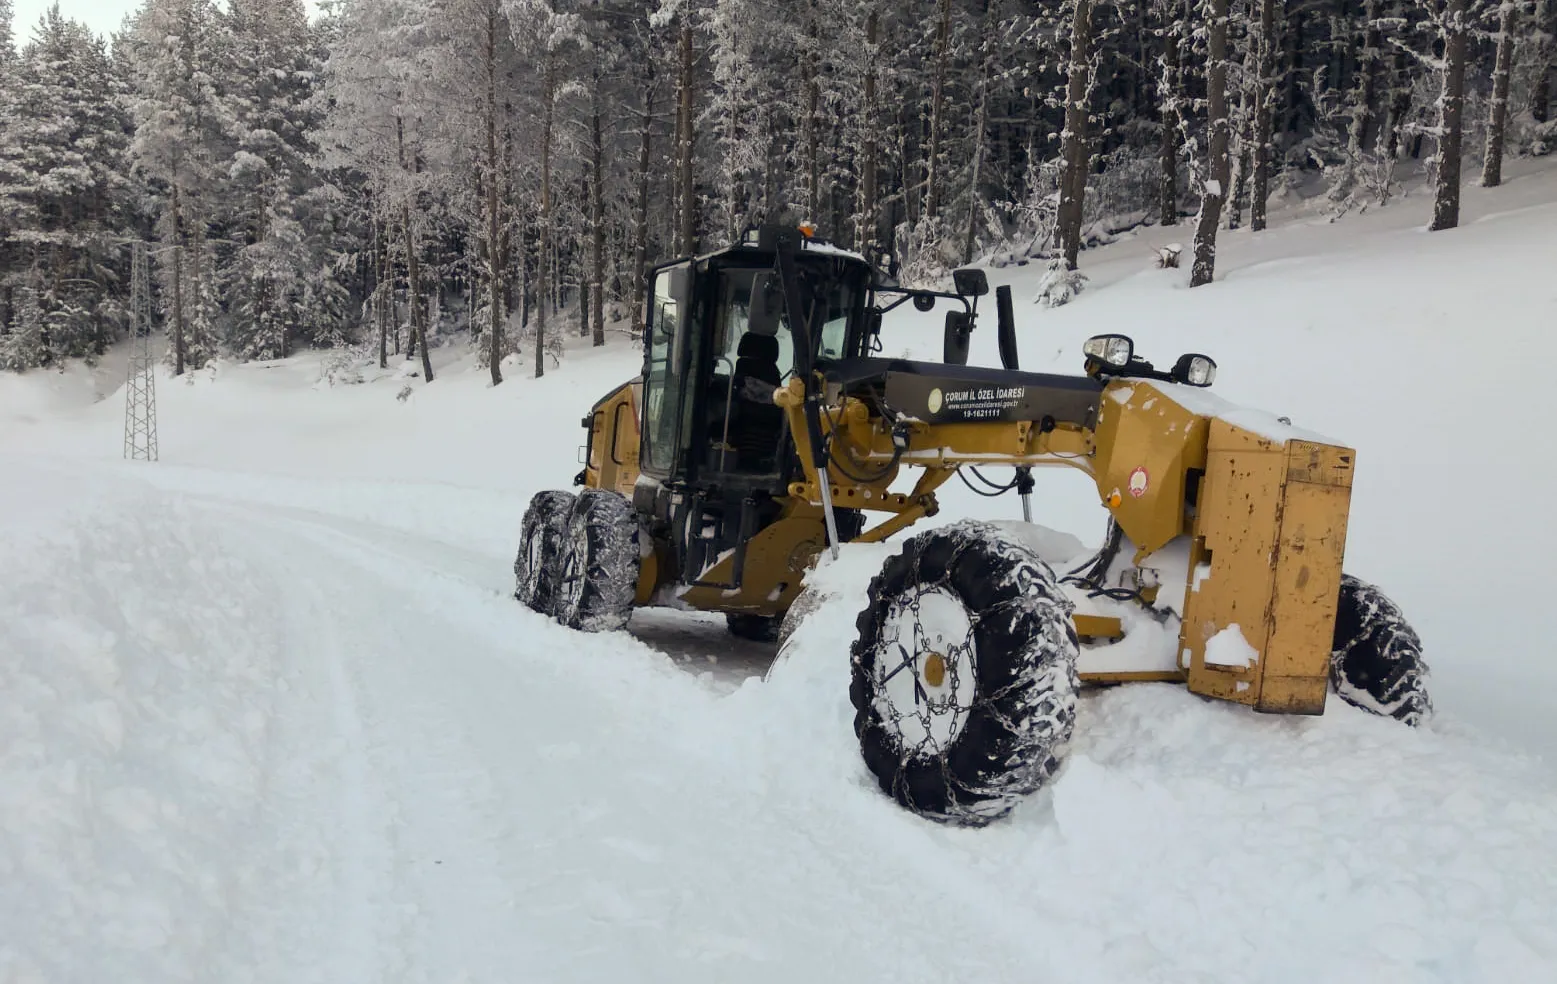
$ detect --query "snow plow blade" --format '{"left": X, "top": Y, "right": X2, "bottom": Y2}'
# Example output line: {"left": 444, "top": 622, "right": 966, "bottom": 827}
{"left": 1181, "top": 419, "right": 1355, "bottom": 714}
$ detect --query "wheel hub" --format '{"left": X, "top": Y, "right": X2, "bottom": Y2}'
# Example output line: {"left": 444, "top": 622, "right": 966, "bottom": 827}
{"left": 872, "top": 585, "right": 977, "bottom": 754}
{"left": 921, "top": 651, "right": 947, "bottom": 689}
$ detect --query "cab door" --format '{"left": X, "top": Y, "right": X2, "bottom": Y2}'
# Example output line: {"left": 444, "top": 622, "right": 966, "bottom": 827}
{"left": 640, "top": 263, "right": 699, "bottom": 478}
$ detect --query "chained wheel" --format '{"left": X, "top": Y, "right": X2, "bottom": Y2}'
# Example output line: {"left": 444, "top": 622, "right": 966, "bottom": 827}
{"left": 850, "top": 521, "right": 1080, "bottom": 826}
{"left": 1330, "top": 574, "right": 1432, "bottom": 726}
{"left": 514, "top": 490, "right": 576, "bottom": 614}
{"left": 555, "top": 489, "right": 640, "bottom": 632}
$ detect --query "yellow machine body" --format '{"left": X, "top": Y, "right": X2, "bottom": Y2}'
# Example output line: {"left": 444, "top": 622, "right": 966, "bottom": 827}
{"left": 579, "top": 367, "right": 1354, "bottom": 715}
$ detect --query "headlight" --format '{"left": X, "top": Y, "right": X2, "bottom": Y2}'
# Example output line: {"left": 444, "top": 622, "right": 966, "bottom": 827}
{"left": 1082, "top": 334, "right": 1134, "bottom": 368}
{"left": 1172, "top": 353, "right": 1217, "bottom": 387}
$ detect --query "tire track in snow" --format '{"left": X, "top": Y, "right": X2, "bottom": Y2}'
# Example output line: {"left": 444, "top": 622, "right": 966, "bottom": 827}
{"left": 190, "top": 497, "right": 1057, "bottom": 982}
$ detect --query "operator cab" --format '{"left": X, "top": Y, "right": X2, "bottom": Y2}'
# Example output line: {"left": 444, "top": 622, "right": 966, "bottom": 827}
{"left": 640, "top": 236, "right": 871, "bottom": 491}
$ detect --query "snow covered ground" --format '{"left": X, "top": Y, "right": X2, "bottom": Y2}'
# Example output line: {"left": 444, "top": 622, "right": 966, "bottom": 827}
{"left": 3, "top": 165, "right": 1557, "bottom": 983}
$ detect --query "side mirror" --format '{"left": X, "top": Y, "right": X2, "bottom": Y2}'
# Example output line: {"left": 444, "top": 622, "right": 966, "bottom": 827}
{"left": 943, "top": 311, "right": 973, "bottom": 366}
{"left": 952, "top": 268, "right": 989, "bottom": 297}
{"left": 995, "top": 285, "right": 1019, "bottom": 371}
{"left": 665, "top": 266, "right": 689, "bottom": 300}
{"left": 748, "top": 272, "right": 782, "bottom": 336}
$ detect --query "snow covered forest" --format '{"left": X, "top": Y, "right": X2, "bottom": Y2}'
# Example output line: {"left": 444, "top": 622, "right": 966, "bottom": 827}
{"left": 0, "top": 0, "right": 1553, "bottom": 380}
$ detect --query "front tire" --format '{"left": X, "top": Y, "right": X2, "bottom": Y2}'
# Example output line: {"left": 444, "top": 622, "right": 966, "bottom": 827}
{"left": 514, "top": 490, "right": 576, "bottom": 615}
{"left": 1330, "top": 574, "right": 1432, "bottom": 726}
{"left": 555, "top": 489, "right": 640, "bottom": 632}
{"left": 850, "top": 521, "right": 1080, "bottom": 826}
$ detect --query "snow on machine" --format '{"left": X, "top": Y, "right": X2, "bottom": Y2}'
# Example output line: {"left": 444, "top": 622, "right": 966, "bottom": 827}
{"left": 513, "top": 225, "right": 1430, "bottom": 825}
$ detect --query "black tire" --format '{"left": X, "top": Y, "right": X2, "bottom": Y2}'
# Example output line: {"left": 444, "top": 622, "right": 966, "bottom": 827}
{"left": 726, "top": 612, "right": 780, "bottom": 643}
{"left": 514, "top": 490, "right": 576, "bottom": 615}
{"left": 1330, "top": 574, "right": 1432, "bottom": 726}
{"left": 849, "top": 520, "right": 1080, "bottom": 826}
{"left": 555, "top": 489, "right": 640, "bottom": 632}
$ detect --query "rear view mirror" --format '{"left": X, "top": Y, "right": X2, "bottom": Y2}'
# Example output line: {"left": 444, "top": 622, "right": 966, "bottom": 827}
{"left": 748, "top": 272, "right": 782, "bottom": 336}
{"left": 943, "top": 311, "right": 973, "bottom": 366}
{"left": 952, "top": 268, "right": 989, "bottom": 297}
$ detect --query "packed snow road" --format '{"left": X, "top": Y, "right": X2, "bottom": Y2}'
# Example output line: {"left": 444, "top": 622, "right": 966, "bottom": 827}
{"left": 4, "top": 453, "right": 1556, "bottom": 984}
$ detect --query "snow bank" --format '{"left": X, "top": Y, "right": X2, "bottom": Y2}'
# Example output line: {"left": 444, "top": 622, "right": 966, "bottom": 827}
{"left": 0, "top": 466, "right": 289, "bottom": 983}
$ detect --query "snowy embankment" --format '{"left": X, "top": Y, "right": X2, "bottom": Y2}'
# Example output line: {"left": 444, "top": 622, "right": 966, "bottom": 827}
{"left": 3, "top": 164, "right": 1557, "bottom": 982}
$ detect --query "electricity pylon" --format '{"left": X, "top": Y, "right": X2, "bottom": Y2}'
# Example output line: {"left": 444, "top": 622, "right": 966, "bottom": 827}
{"left": 123, "top": 242, "right": 158, "bottom": 462}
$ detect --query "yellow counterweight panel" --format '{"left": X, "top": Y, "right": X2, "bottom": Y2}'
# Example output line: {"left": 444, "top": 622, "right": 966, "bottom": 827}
{"left": 1179, "top": 419, "right": 1355, "bottom": 714}
{"left": 584, "top": 381, "right": 641, "bottom": 497}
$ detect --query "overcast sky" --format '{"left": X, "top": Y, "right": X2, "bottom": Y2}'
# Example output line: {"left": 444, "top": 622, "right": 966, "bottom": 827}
{"left": 10, "top": 1, "right": 322, "bottom": 49}
{"left": 13, "top": 1, "right": 139, "bottom": 45}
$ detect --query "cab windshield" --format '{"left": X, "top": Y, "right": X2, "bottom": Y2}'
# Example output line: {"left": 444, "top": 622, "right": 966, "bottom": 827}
{"left": 710, "top": 265, "right": 858, "bottom": 376}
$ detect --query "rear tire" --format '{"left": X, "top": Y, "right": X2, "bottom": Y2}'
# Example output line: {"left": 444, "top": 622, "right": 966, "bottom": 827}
{"left": 514, "top": 490, "right": 576, "bottom": 615}
{"left": 726, "top": 612, "right": 779, "bottom": 643}
{"left": 1330, "top": 574, "right": 1432, "bottom": 726}
{"left": 850, "top": 521, "right": 1080, "bottom": 826}
{"left": 555, "top": 489, "right": 640, "bottom": 632}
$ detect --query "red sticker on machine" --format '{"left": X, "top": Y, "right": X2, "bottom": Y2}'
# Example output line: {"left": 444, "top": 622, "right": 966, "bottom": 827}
{"left": 1128, "top": 466, "right": 1150, "bottom": 497}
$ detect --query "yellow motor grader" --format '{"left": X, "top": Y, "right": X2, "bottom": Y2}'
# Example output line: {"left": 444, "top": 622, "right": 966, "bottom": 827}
{"left": 514, "top": 225, "right": 1430, "bottom": 825}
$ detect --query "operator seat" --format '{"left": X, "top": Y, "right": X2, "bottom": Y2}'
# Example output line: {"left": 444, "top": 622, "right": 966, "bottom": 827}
{"left": 728, "top": 332, "right": 785, "bottom": 471}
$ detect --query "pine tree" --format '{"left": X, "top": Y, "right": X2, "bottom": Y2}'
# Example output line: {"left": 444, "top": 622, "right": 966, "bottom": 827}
{"left": 225, "top": 0, "right": 327, "bottom": 361}
{"left": 0, "top": 286, "right": 46, "bottom": 370}
{"left": 123, "top": 0, "right": 236, "bottom": 373}
{"left": 0, "top": 5, "right": 134, "bottom": 367}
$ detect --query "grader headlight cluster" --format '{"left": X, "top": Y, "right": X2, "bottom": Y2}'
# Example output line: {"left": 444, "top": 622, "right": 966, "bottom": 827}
{"left": 1173, "top": 353, "right": 1217, "bottom": 387}
{"left": 1084, "top": 334, "right": 1218, "bottom": 389}
{"left": 1083, "top": 333, "right": 1134, "bottom": 368}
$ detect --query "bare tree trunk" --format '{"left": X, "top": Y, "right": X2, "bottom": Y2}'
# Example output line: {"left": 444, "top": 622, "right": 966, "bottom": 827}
{"left": 804, "top": 0, "right": 821, "bottom": 219}
{"left": 963, "top": 7, "right": 995, "bottom": 265}
{"left": 403, "top": 205, "right": 433, "bottom": 382}
{"left": 538, "top": 58, "right": 556, "bottom": 378}
{"left": 1348, "top": 0, "right": 1383, "bottom": 159}
{"left": 590, "top": 69, "right": 606, "bottom": 347}
{"left": 1158, "top": 2, "right": 1183, "bottom": 227}
{"left": 1535, "top": 0, "right": 1554, "bottom": 123}
{"left": 677, "top": 21, "right": 697, "bottom": 256}
{"left": 1251, "top": 0, "right": 1279, "bottom": 231}
{"left": 859, "top": 7, "right": 880, "bottom": 250}
{"left": 1286, "top": 3, "right": 1306, "bottom": 135}
{"left": 169, "top": 184, "right": 186, "bottom": 375}
{"left": 485, "top": 4, "right": 504, "bottom": 384}
{"left": 374, "top": 214, "right": 388, "bottom": 369}
{"left": 1057, "top": 0, "right": 1095, "bottom": 271}
{"left": 630, "top": 71, "right": 654, "bottom": 339}
{"left": 925, "top": 0, "right": 953, "bottom": 221}
{"left": 1481, "top": 2, "right": 1519, "bottom": 188}
{"left": 1227, "top": 38, "right": 1256, "bottom": 231}
{"left": 1191, "top": 0, "right": 1231, "bottom": 287}
{"left": 1431, "top": 0, "right": 1469, "bottom": 231}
